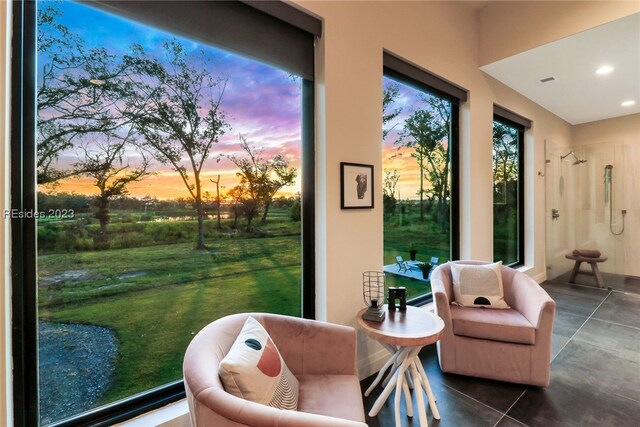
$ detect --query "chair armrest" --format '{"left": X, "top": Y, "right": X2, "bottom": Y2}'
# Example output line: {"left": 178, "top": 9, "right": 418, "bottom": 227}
{"left": 509, "top": 272, "right": 556, "bottom": 329}
{"left": 430, "top": 267, "right": 453, "bottom": 332}
{"left": 265, "top": 315, "right": 358, "bottom": 376}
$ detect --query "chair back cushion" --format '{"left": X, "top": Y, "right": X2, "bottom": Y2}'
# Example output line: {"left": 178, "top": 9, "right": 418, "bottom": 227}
{"left": 219, "top": 316, "right": 299, "bottom": 410}
{"left": 450, "top": 261, "right": 509, "bottom": 309}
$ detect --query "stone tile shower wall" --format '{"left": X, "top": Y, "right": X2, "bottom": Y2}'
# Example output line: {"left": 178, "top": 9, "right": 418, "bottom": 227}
{"left": 571, "top": 142, "right": 639, "bottom": 277}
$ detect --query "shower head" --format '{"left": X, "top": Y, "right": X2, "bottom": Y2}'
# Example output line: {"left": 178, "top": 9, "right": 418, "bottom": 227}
{"left": 561, "top": 151, "right": 587, "bottom": 165}
{"left": 560, "top": 151, "right": 574, "bottom": 160}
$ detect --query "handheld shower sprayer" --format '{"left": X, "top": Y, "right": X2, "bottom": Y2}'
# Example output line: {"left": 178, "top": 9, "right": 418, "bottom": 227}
{"left": 604, "top": 165, "right": 612, "bottom": 204}
{"left": 604, "top": 164, "right": 625, "bottom": 235}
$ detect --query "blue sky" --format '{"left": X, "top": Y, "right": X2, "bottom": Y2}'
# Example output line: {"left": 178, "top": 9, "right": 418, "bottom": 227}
{"left": 40, "top": 0, "right": 302, "bottom": 198}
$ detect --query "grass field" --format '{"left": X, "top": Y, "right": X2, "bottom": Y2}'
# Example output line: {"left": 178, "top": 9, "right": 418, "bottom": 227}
{"left": 39, "top": 232, "right": 301, "bottom": 402}
{"left": 38, "top": 207, "right": 449, "bottom": 405}
{"left": 383, "top": 212, "right": 450, "bottom": 299}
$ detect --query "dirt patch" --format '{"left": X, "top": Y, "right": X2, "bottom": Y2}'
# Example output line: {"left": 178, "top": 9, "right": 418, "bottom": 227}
{"left": 116, "top": 271, "right": 147, "bottom": 280}
{"left": 38, "top": 269, "right": 101, "bottom": 288}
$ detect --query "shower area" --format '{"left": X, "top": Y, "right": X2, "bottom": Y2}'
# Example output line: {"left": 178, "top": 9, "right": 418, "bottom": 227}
{"left": 545, "top": 139, "right": 640, "bottom": 286}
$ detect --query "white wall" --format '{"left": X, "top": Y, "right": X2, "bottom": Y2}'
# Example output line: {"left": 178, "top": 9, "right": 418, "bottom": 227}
{"left": 295, "top": 0, "right": 573, "bottom": 375}
{"left": 478, "top": 0, "right": 640, "bottom": 65}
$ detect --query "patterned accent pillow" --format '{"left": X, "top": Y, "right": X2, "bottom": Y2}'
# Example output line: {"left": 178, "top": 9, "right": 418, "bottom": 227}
{"left": 450, "top": 261, "right": 510, "bottom": 309}
{"left": 219, "top": 316, "right": 299, "bottom": 410}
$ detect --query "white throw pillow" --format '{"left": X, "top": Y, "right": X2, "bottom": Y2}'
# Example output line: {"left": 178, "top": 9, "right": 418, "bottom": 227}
{"left": 219, "top": 316, "right": 299, "bottom": 410}
{"left": 450, "top": 261, "right": 510, "bottom": 309}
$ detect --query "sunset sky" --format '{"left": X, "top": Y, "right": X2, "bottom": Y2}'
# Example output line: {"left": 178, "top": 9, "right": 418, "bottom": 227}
{"left": 382, "top": 77, "right": 451, "bottom": 200}
{"left": 40, "top": 1, "right": 447, "bottom": 202}
{"left": 40, "top": 0, "right": 303, "bottom": 200}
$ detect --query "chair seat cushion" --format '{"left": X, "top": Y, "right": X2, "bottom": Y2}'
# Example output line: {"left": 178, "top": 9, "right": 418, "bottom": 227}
{"left": 297, "top": 374, "right": 366, "bottom": 423}
{"left": 450, "top": 305, "right": 535, "bottom": 345}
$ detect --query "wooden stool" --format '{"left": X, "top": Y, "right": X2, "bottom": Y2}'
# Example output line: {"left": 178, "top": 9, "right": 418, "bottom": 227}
{"left": 565, "top": 254, "right": 607, "bottom": 288}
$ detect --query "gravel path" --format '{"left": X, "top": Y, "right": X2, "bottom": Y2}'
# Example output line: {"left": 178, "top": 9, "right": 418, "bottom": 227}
{"left": 39, "top": 322, "right": 119, "bottom": 425}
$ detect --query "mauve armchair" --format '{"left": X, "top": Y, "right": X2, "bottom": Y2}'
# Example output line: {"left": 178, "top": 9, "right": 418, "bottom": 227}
{"left": 183, "top": 313, "right": 367, "bottom": 427}
{"left": 431, "top": 261, "right": 556, "bottom": 386}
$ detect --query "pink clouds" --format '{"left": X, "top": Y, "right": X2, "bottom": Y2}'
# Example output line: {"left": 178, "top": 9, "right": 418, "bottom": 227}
{"left": 41, "top": 1, "right": 303, "bottom": 201}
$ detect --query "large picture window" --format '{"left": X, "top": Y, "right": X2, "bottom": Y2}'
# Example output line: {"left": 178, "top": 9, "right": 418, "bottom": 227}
{"left": 382, "top": 53, "right": 463, "bottom": 304}
{"left": 12, "top": 1, "right": 317, "bottom": 425}
{"left": 492, "top": 111, "right": 526, "bottom": 266}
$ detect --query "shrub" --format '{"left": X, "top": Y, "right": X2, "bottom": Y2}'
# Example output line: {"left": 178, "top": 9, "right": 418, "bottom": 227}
{"left": 290, "top": 200, "right": 301, "bottom": 222}
{"left": 74, "top": 238, "right": 94, "bottom": 251}
{"left": 109, "top": 232, "right": 154, "bottom": 249}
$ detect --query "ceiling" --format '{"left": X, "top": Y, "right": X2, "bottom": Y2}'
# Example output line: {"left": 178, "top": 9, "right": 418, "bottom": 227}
{"left": 480, "top": 12, "right": 640, "bottom": 125}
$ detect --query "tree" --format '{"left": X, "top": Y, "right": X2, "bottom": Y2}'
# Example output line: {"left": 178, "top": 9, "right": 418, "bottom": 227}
{"left": 76, "top": 131, "right": 151, "bottom": 238}
{"left": 382, "top": 82, "right": 402, "bottom": 140}
{"left": 260, "top": 155, "right": 297, "bottom": 224}
{"left": 383, "top": 169, "right": 400, "bottom": 215}
{"left": 290, "top": 193, "right": 301, "bottom": 222}
{"left": 37, "top": 4, "right": 136, "bottom": 185}
{"left": 398, "top": 96, "right": 450, "bottom": 225}
{"left": 127, "top": 40, "right": 230, "bottom": 249}
{"left": 492, "top": 122, "right": 519, "bottom": 215}
{"left": 210, "top": 175, "right": 223, "bottom": 230}
{"left": 228, "top": 137, "right": 297, "bottom": 229}
{"left": 226, "top": 185, "right": 245, "bottom": 230}
{"left": 493, "top": 122, "right": 519, "bottom": 184}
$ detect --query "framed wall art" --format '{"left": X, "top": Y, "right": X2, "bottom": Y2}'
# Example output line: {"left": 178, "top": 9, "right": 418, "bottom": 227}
{"left": 340, "top": 162, "right": 374, "bottom": 209}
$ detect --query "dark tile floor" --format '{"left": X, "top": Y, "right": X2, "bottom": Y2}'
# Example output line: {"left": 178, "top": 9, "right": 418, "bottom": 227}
{"left": 361, "top": 274, "right": 640, "bottom": 427}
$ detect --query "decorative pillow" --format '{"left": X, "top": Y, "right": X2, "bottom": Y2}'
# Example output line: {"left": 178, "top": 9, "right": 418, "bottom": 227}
{"left": 450, "top": 261, "right": 510, "bottom": 309}
{"left": 219, "top": 316, "right": 299, "bottom": 410}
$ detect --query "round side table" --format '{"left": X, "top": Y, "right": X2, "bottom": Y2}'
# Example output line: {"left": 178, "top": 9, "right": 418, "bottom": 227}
{"left": 357, "top": 305, "right": 445, "bottom": 427}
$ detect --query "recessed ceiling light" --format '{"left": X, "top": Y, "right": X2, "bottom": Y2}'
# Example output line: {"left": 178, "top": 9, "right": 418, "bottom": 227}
{"left": 596, "top": 65, "right": 614, "bottom": 75}
{"left": 621, "top": 100, "right": 636, "bottom": 107}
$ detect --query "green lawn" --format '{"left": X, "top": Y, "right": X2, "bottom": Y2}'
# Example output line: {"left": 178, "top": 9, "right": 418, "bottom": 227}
{"left": 37, "top": 207, "right": 452, "bottom": 404}
{"left": 383, "top": 211, "right": 451, "bottom": 299}
{"left": 39, "top": 235, "right": 301, "bottom": 402}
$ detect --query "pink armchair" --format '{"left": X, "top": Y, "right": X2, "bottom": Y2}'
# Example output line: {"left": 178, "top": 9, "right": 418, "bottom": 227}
{"left": 431, "top": 261, "right": 556, "bottom": 386}
{"left": 183, "top": 313, "right": 367, "bottom": 426}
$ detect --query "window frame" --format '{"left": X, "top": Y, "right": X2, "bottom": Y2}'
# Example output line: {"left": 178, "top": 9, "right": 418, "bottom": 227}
{"left": 492, "top": 113, "right": 525, "bottom": 268}
{"left": 382, "top": 64, "right": 462, "bottom": 307}
{"left": 10, "top": 1, "right": 317, "bottom": 425}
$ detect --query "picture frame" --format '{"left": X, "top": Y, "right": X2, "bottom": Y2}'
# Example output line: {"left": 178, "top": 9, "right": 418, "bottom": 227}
{"left": 340, "top": 162, "right": 374, "bottom": 209}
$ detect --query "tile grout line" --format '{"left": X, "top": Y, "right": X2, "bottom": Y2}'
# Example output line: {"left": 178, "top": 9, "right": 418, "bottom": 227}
{"left": 492, "top": 288, "right": 614, "bottom": 427}
{"left": 548, "top": 278, "right": 640, "bottom": 298}
{"left": 588, "top": 316, "right": 640, "bottom": 331}
{"left": 610, "top": 288, "right": 640, "bottom": 297}
{"left": 440, "top": 382, "right": 504, "bottom": 414}
{"left": 493, "top": 388, "right": 529, "bottom": 427}
{"left": 551, "top": 289, "right": 613, "bottom": 363}
{"left": 544, "top": 280, "right": 611, "bottom": 294}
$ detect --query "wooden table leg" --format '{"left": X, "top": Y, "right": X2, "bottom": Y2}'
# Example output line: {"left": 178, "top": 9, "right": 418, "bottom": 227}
{"left": 590, "top": 262, "right": 605, "bottom": 288}
{"left": 369, "top": 347, "right": 412, "bottom": 417}
{"left": 569, "top": 260, "right": 582, "bottom": 283}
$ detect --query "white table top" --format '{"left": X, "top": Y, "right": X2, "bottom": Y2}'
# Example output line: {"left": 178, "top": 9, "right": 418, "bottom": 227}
{"left": 357, "top": 305, "right": 444, "bottom": 347}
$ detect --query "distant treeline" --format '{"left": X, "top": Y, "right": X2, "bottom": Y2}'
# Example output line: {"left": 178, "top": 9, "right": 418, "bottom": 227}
{"left": 38, "top": 192, "right": 299, "bottom": 214}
